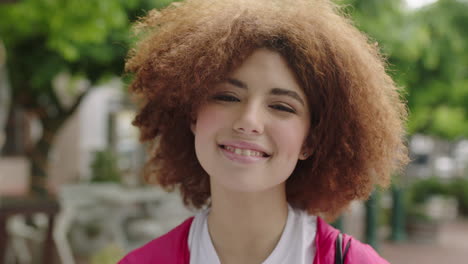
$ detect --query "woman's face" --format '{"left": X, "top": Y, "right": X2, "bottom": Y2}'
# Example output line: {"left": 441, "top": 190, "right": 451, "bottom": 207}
{"left": 192, "top": 48, "right": 311, "bottom": 193}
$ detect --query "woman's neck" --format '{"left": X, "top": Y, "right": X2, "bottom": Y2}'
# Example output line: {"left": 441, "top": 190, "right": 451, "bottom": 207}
{"left": 207, "top": 183, "right": 289, "bottom": 264}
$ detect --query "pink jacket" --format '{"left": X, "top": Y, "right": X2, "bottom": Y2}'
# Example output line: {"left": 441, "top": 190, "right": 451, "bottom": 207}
{"left": 119, "top": 216, "right": 389, "bottom": 264}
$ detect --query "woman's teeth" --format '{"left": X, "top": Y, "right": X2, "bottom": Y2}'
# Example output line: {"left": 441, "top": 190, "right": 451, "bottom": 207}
{"left": 224, "top": 145, "right": 265, "bottom": 157}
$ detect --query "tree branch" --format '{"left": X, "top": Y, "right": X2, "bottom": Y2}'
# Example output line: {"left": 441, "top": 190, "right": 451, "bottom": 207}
{"left": 47, "top": 85, "right": 65, "bottom": 115}
{"left": 66, "top": 84, "right": 92, "bottom": 116}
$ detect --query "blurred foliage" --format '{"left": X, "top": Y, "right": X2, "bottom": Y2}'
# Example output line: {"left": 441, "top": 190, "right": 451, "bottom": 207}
{"left": 0, "top": 0, "right": 178, "bottom": 99}
{"left": 404, "top": 177, "right": 451, "bottom": 222}
{"left": 90, "top": 149, "right": 121, "bottom": 183}
{"left": 405, "top": 176, "right": 468, "bottom": 217}
{"left": 406, "top": 177, "right": 451, "bottom": 204}
{"left": 344, "top": 0, "right": 468, "bottom": 139}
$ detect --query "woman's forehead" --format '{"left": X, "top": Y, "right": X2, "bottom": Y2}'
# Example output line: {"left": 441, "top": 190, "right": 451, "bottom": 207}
{"left": 225, "top": 48, "right": 305, "bottom": 93}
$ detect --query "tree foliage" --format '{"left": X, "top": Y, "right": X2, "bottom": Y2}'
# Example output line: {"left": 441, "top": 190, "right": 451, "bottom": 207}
{"left": 344, "top": 0, "right": 468, "bottom": 139}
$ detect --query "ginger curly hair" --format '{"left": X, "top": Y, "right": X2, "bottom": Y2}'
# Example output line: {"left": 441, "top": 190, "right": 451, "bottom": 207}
{"left": 126, "top": 0, "right": 408, "bottom": 219}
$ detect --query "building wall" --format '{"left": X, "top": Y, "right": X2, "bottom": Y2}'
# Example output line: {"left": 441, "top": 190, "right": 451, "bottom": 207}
{"left": 47, "top": 112, "right": 80, "bottom": 193}
{"left": 47, "top": 79, "right": 123, "bottom": 193}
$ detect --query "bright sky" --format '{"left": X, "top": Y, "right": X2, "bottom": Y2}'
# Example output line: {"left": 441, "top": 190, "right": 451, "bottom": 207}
{"left": 406, "top": 0, "right": 439, "bottom": 9}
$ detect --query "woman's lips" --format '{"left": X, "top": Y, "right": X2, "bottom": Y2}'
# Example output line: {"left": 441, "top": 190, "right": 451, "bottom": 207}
{"left": 219, "top": 140, "right": 271, "bottom": 156}
{"left": 219, "top": 145, "right": 269, "bottom": 164}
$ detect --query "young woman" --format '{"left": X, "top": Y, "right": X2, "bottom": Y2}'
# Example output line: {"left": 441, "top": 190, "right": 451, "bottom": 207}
{"left": 119, "top": 0, "right": 408, "bottom": 263}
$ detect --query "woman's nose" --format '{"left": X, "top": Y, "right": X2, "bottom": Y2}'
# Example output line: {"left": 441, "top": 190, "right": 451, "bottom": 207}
{"left": 232, "top": 104, "right": 264, "bottom": 135}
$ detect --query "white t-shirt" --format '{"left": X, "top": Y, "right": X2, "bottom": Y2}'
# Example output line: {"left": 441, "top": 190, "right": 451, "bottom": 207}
{"left": 188, "top": 205, "right": 317, "bottom": 264}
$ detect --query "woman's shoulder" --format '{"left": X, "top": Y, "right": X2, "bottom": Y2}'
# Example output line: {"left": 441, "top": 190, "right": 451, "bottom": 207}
{"left": 341, "top": 234, "right": 390, "bottom": 264}
{"left": 118, "top": 217, "right": 194, "bottom": 264}
{"left": 315, "top": 217, "right": 390, "bottom": 264}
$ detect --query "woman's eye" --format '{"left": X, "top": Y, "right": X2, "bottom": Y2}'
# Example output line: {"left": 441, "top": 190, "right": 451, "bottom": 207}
{"left": 270, "top": 104, "right": 296, "bottom": 113}
{"left": 212, "top": 94, "right": 240, "bottom": 102}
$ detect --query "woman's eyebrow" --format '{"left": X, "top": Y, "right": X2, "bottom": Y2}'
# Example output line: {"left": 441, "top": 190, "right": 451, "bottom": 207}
{"left": 226, "top": 78, "right": 305, "bottom": 106}
{"left": 226, "top": 78, "right": 247, "bottom": 89}
{"left": 270, "top": 88, "right": 305, "bottom": 106}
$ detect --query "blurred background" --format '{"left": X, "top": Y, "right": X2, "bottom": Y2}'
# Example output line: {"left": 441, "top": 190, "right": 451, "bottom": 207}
{"left": 0, "top": 0, "right": 467, "bottom": 263}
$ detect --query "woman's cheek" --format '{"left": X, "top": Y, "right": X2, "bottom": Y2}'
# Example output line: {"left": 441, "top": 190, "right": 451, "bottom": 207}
{"left": 195, "top": 105, "right": 222, "bottom": 133}
{"left": 274, "top": 122, "right": 307, "bottom": 155}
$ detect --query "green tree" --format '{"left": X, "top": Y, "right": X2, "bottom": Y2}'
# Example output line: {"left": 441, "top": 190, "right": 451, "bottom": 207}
{"left": 404, "top": 0, "right": 468, "bottom": 139}
{"left": 344, "top": 0, "right": 468, "bottom": 139}
{"left": 0, "top": 0, "right": 177, "bottom": 192}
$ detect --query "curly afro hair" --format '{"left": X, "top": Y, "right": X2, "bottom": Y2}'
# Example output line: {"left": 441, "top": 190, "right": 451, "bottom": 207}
{"left": 126, "top": 0, "right": 409, "bottom": 220}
